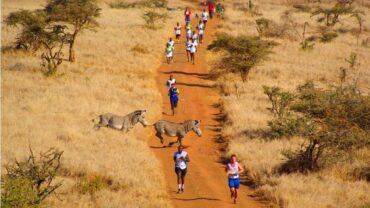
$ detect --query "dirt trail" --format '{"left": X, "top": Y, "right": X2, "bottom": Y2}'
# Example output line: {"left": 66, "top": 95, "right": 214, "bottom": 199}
{"left": 148, "top": 9, "right": 265, "bottom": 208}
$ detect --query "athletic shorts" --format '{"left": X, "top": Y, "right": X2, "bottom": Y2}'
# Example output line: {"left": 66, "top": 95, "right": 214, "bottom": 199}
{"left": 185, "top": 17, "right": 190, "bottom": 23}
{"left": 203, "top": 19, "right": 207, "bottom": 23}
{"left": 228, "top": 178, "right": 240, "bottom": 188}
{"left": 176, "top": 34, "right": 181, "bottom": 38}
{"left": 175, "top": 167, "right": 187, "bottom": 176}
{"left": 170, "top": 99, "right": 178, "bottom": 108}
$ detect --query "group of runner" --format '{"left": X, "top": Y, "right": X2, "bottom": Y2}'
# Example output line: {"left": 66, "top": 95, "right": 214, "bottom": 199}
{"left": 166, "top": 2, "right": 224, "bottom": 65}
{"left": 164, "top": 2, "right": 242, "bottom": 204}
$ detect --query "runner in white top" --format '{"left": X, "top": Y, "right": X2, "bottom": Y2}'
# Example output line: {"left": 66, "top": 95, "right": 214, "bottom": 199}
{"left": 185, "top": 22, "right": 192, "bottom": 41}
{"left": 201, "top": 9, "right": 209, "bottom": 28}
{"left": 225, "top": 154, "right": 244, "bottom": 204}
{"left": 197, "top": 20, "right": 205, "bottom": 44}
{"left": 167, "top": 37, "right": 175, "bottom": 50}
{"left": 174, "top": 22, "right": 181, "bottom": 43}
{"left": 173, "top": 146, "right": 190, "bottom": 193}
{"left": 166, "top": 74, "right": 176, "bottom": 90}
{"left": 185, "top": 39, "right": 192, "bottom": 62}
{"left": 192, "top": 31, "right": 198, "bottom": 46}
{"left": 165, "top": 43, "right": 174, "bottom": 64}
{"left": 189, "top": 39, "right": 197, "bottom": 64}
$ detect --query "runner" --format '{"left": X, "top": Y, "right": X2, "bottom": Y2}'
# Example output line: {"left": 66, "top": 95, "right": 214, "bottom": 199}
{"left": 165, "top": 43, "right": 174, "bottom": 64}
{"left": 225, "top": 154, "right": 244, "bottom": 204}
{"left": 184, "top": 7, "right": 191, "bottom": 23}
{"left": 185, "top": 22, "right": 192, "bottom": 41}
{"left": 174, "top": 22, "right": 181, "bottom": 43}
{"left": 208, "top": 1, "right": 215, "bottom": 19}
{"left": 216, "top": 2, "right": 225, "bottom": 18}
{"left": 168, "top": 83, "right": 180, "bottom": 115}
{"left": 185, "top": 38, "right": 192, "bottom": 62}
{"left": 201, "top": 9, "right": 209, "bottom": 28}
{"left": 197, "top": 20, "right": 205, "bottom": 44}
{"left": 173, "top": 145, "right": 189, "bottom": 193}
{"left": 166, "top": 74, "right": 176, "bottom": 90}
{"left": 192, "top": 31, "right": 199, "bottom": 46}
{"left": 167, "top": 37, "right": 175, "bottom": 51}
{"left": 189, "top": 39, "right": 197, "bottom": 65}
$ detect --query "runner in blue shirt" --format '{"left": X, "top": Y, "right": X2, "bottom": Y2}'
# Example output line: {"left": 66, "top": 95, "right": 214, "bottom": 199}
{"left": 168, "top": 83, "right": 180, "bottom": 115}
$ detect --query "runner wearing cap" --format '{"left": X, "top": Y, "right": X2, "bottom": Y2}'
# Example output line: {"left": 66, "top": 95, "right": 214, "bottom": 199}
{"left": 225, "top": 154, "right": 244, "bottom": 204}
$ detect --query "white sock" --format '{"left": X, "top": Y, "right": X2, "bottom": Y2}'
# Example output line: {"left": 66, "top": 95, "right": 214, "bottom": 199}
{"left": 181, "top": 184, "right": 184, "bottom": 189}
{"left": 178, "top": 184, "right": 181, "bottom": 190}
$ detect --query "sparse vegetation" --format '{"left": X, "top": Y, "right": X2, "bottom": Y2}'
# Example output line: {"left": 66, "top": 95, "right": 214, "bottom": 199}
{"left": 320, "top": 31, "right": 338, "bottom": 42}
{"left": 75, "top": 174, "right": 113, "bottom": 195}
{"left": 311, "top": 1, "right": 363, "bottom": 27}
{"left": 207, "top": 33, "right": 277, "bottom": 81}
{"left": 293, "top": 4, "right": 312, "bottom": 13}
{"left": 1, "top": 147, "right": 63, "bottom": 207}
{"left": 2, "top": 0, "right": 183, "bottom": 207}
{"left": 109, "top": 0, "right": 168, "bottom": 9}
{"left": 142, "top": 10, "right": 168, "bottom": 29}
{"left": 211, "top": 0, "right": 370, "bottom": 207}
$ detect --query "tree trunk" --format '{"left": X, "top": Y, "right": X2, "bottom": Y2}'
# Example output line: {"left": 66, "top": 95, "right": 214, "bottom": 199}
{"left": 68, "top": 32, "right": 77, "bottom": 62}
{"left": 69, "top": 39, "right": 75, "bottom": 62}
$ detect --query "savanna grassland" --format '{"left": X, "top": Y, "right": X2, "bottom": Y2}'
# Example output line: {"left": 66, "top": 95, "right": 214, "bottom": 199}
{"left": 1, "top": 0, "right": 188, "bottom": 207}
{"left": 207, "top": 0, "right": 370, "bottom": 207}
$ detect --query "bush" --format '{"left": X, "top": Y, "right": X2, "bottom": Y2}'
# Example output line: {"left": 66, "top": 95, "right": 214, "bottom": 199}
{"left": 110, "top": 0, "right": 167, "bottom": 9}
{"left": 142, "top": 10, "right": 168, "bottom": 30}
{"left": 311, "top": 2, "right": 363, "bottom": 27}
{"left": 263, "top": 86, "right": 295, "bottom": 117}
{"left": 1, "top": 147, "right": 63, "bottom": 207}
{"left": 293, "top": 4, "right": 312, "bottom": 13}
{"left": 208, "top": 33, "right": 277, "bottom": 82}
{"left": 131, "top": 44, "right": 149, "bottom": 54}
{"left": 264, "top": 81, "right": 370, "bottom": 172}
{"left": 320, "top": 31, "right": 338, "bottom": 42}
{"left": 268, "top": 115, "right": 314, "bottom": 138}
{"left": 75, "top": 175, "right": 111, "bottom": 195}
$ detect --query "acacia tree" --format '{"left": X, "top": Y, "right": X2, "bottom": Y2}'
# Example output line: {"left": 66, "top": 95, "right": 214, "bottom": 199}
{"left": 45, "top": 0, "right": 101, "bottom": 62}
{"left": 207, "top": 33, "right": 277, "bottom": 82}
{"left": 5, "top": 9, "right": 48, "bottom": 51}
{"left": 5, "top": 10, "right": 67, "bottom": 75}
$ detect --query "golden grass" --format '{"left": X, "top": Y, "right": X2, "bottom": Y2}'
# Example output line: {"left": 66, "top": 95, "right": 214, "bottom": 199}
{"left": 1, "top": 0, "right": 189, "bottom": 207}
{"left": 209, "top": 0, "right": 370, "bottom": 207}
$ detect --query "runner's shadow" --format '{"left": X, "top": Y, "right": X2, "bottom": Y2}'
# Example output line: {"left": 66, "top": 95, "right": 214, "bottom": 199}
{"left": 163, "top": 71, "right": 209, "bottom": 79}
{"left": 171, "top": 197, "right": 221, "bottom": 201}
{"left": 176, "top": 82, "right": 214, "bottom": 89}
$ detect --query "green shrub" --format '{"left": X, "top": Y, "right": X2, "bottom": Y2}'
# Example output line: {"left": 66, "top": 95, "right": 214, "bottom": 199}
{"left": 263, "top": 86, "right": 295, "bottom": 117}
{"left": 293, "top": 4, "right": 311, "bottom": 13}
{"left": 1, "top": 147, "right": 63, "bottom": 207}
{"left": 208, "top": 33, "right": 277, "bottom": 81}
{"left": 320, "top": 31, "right": 338, "bottom": 42}
{"left": 75, "top": 175, "right": 109, "bottom": 195}
{"left": 131, "top": 44, "right": 149, "bottom": 54}
{"left": 142, "top": 10, "right": 168, "bottom": 30}
{"left": 264, "top": 81, "right": 370, "bottom": 172}
{"left": 268, "top": 115, "right": 314, "bottom": 138}
{"left": 109, "top": 2, "right": 136, "bottom": 9}
{"left": 109, "top": 0, "right": 167, "bottom": 9}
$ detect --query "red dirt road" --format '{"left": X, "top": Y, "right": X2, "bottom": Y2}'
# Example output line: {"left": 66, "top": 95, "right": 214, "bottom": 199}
{"left": 148, "top": 10, "right": 265, "bottom": 208}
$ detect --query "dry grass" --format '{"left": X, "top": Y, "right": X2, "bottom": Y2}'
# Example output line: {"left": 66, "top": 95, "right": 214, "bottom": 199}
{"left": 209, "top": 0, "right": 370, "bottom": 207}
{"left": 1, "top": 0, "right": 188, "bottom": 207}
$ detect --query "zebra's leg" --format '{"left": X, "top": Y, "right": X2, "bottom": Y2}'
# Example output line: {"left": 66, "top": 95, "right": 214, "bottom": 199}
{"left": 169, "top": 136, "right": 180, "bottom": 146}
{"left": 179, "top": 137, "right": 183, "bottom": 146}
{"left": 155, "top": 132, "right": 164, "bottom": 144}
